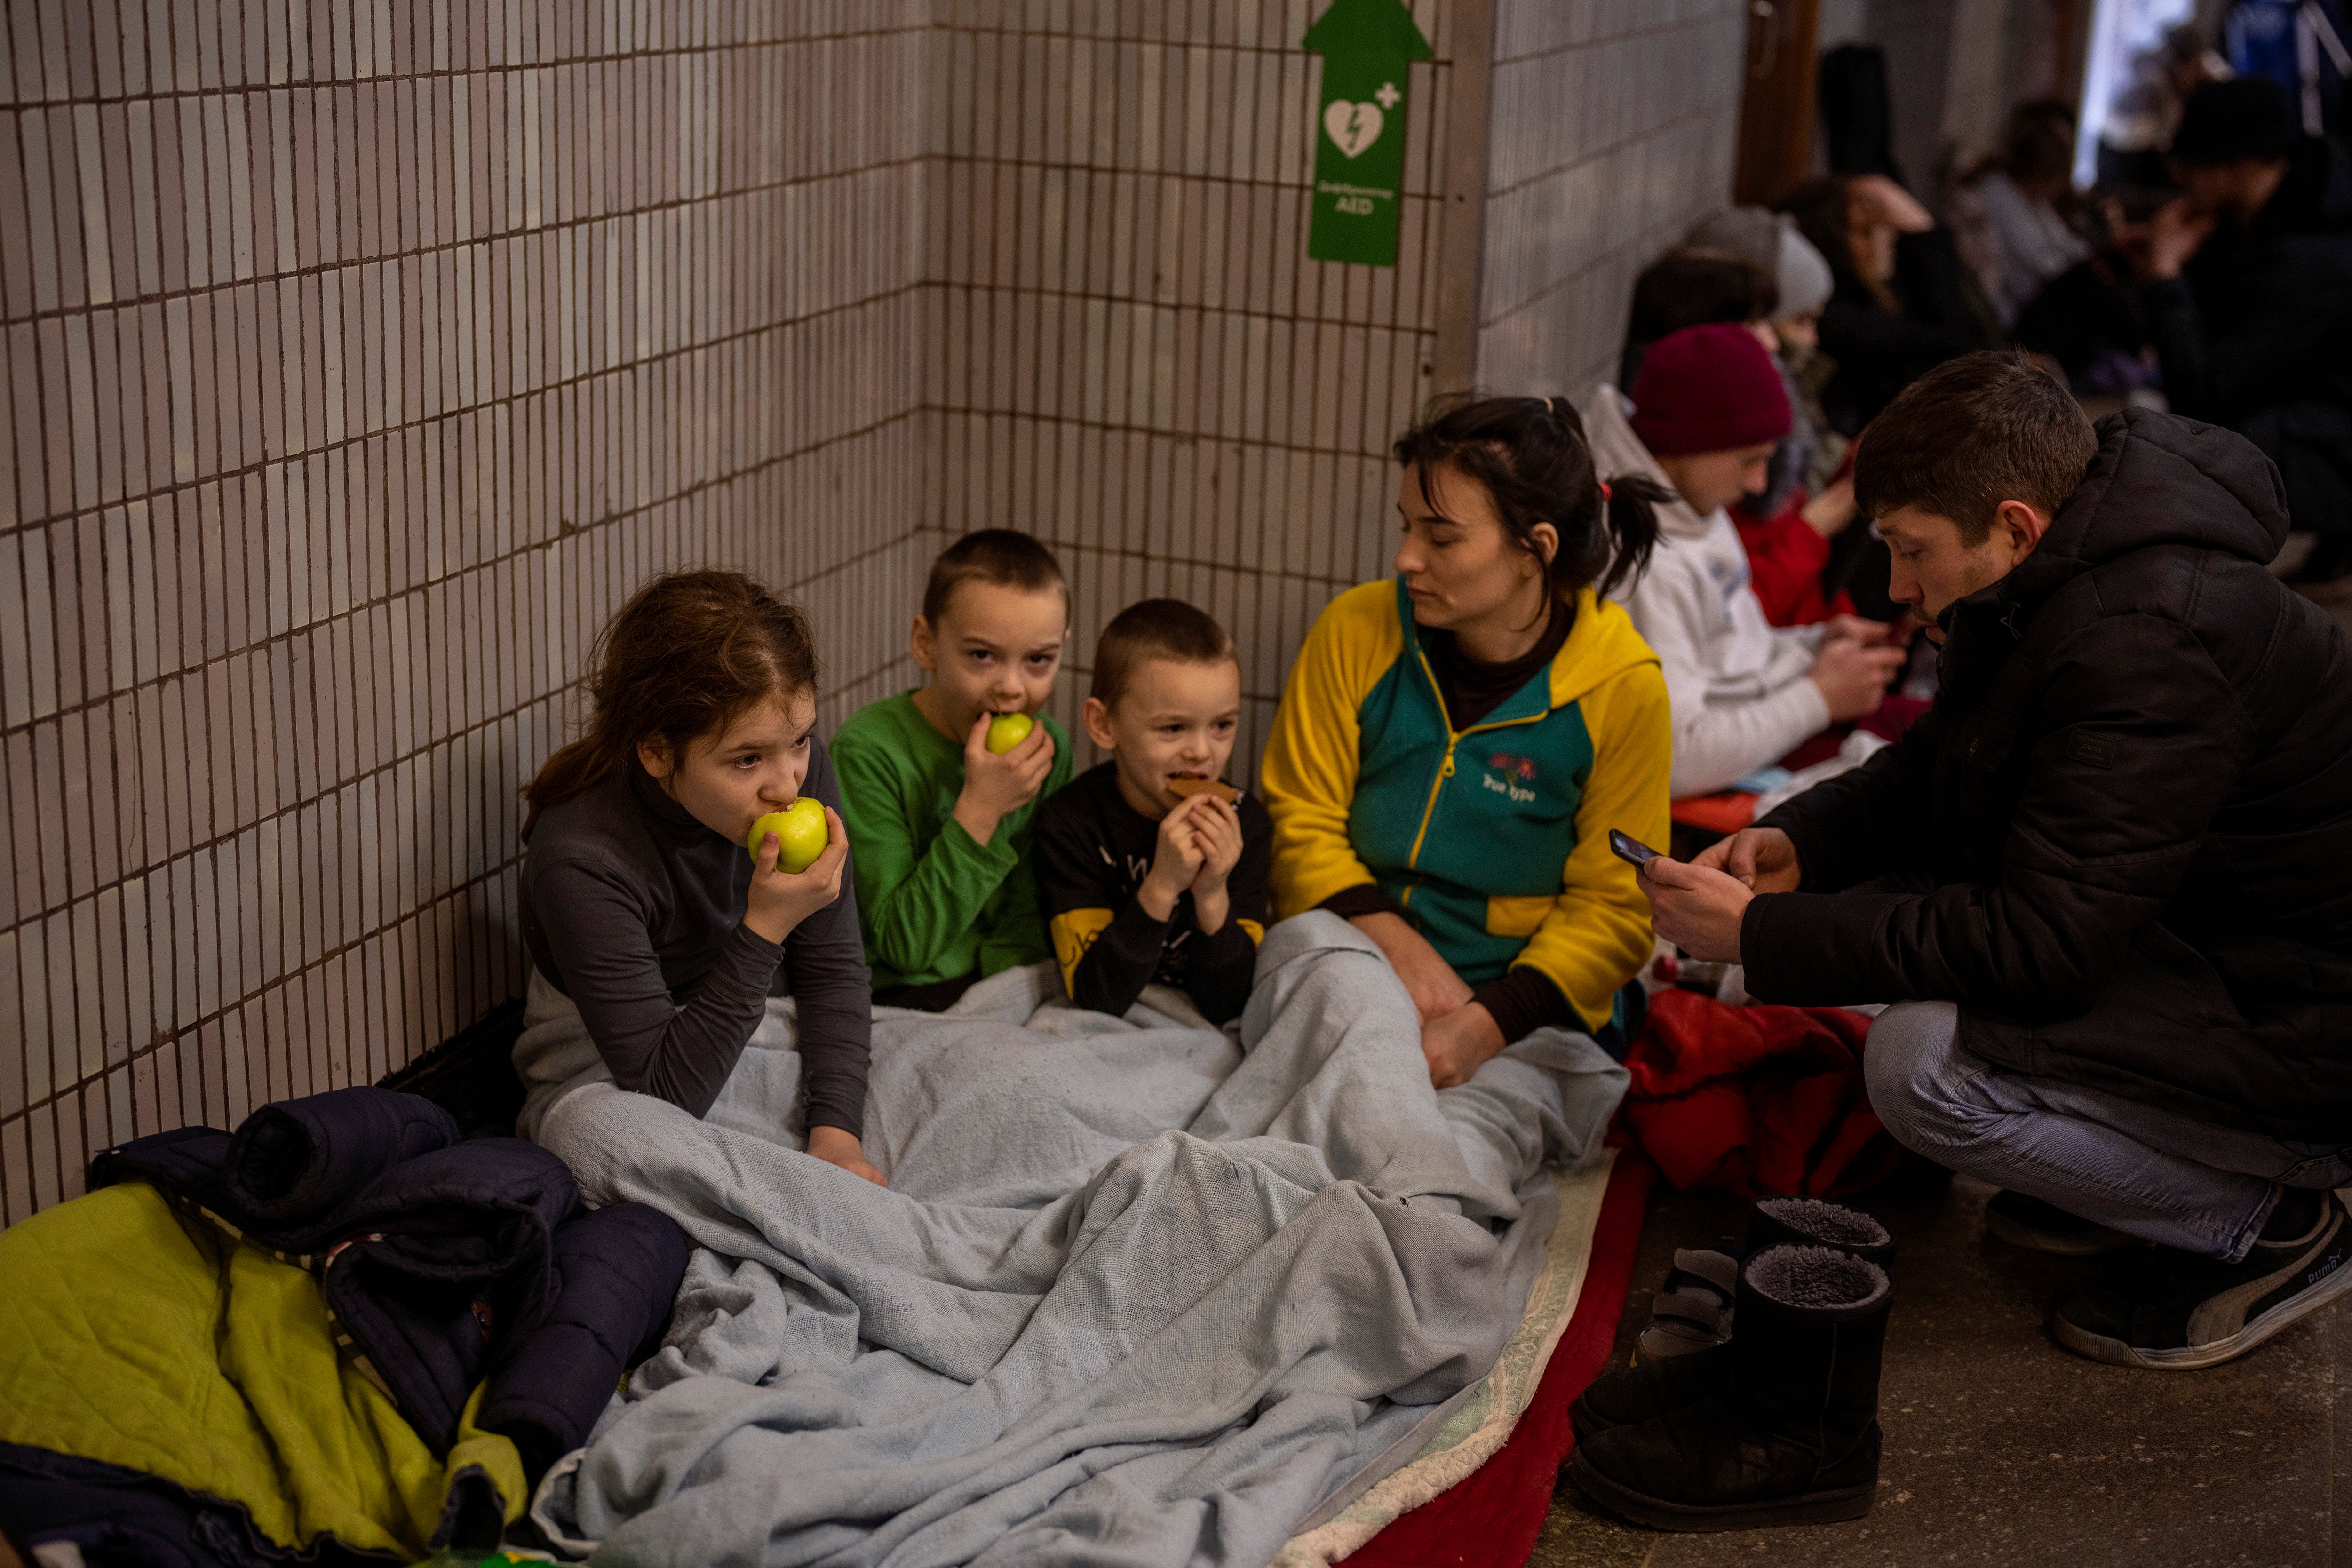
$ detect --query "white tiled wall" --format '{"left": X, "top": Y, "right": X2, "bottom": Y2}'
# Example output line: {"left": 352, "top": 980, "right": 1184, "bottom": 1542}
{"left": 1478, "top": 0, "right": 1747, "bottom": 396}
{"left": 0, "top": 0, "right": 1748, "bottom": 1220}
{"left": 0, "top": 2, "right": 932, "bottom": 1222}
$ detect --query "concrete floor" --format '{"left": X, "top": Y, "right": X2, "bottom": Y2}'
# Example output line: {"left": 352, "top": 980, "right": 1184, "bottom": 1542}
{"left": 1533, "top": 1174, "right": 2352, "bottom": 1568}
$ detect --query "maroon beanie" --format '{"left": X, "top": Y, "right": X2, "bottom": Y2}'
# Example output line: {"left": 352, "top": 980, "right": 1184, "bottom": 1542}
{"left": 1628, "top": 323, "right": 1792, "bottom": 457}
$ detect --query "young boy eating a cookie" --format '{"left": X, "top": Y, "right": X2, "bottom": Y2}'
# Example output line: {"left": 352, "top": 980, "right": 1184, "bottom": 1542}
{"left": 1034, "top": 600, "right": 1274, "bottom": 1025}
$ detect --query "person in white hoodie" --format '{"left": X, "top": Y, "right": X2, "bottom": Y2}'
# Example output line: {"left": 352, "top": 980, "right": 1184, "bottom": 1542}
{"left": 1582, "top": 323, "right": 1907, "bottom": 798}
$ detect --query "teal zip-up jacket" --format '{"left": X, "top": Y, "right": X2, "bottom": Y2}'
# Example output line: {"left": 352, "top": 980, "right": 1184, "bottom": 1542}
{"left": 1259, "top": 577, "right": 1672, "bottom": 1032}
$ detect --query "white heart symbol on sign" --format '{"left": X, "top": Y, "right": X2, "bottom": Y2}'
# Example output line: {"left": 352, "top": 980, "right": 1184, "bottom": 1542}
{"left": 1323, "top": 99, "right": 1385, "bottom": 159}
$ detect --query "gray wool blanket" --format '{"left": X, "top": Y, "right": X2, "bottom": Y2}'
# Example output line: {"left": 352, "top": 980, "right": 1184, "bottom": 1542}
{"left": 521, "top": 913, "right": 1628, "bottom": 1567}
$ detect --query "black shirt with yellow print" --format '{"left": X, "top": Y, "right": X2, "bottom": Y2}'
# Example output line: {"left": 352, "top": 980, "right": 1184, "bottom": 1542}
{"left": 1033, "top": 763, "right": 1274, "bottom": 1026}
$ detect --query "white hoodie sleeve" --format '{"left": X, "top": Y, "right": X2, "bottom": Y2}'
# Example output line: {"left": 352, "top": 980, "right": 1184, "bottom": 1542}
{"left": 1621, "top": 554, "right": 1832, "bottom": 797}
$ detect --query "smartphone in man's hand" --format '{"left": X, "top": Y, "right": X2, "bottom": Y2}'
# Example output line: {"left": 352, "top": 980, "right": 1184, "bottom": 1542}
{"left": 1609, "top": 829, "right": 1661, "bottom": 869}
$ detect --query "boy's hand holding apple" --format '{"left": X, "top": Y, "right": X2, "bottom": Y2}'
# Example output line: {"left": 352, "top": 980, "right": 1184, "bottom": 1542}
{"left": 743, "top": 803, "right": 850, "bottom": 945}
{"left": 953, "top": 710, "right": 1056, "bottom": 848}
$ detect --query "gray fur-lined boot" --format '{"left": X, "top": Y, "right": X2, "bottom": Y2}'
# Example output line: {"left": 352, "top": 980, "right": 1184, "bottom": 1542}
{"left": 1575, "top": 1196, "right": 1891, "bottom": 1442}
{"left": 1569, "top": 1246, "right": 1892, "bottom": 1531}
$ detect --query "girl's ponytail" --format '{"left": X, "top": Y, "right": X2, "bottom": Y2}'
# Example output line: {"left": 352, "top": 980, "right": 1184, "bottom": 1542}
{"left": 1595, "top": 473, "right": 1672, "bottom": 601}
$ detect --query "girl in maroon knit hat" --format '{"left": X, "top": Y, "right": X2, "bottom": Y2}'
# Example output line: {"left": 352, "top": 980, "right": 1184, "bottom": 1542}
{"left": 1580, "top": 323, "right": 1912, "bottom": 800}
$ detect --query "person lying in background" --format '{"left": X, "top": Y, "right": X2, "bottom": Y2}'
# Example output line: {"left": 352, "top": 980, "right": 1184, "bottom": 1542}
{"left": 1685, "top": 206, "right": 1865, "bottom": 626}
{"left": 1641, "top": 352, "right": 2352, "bottom": 1370}
{"left": 515, "top": 569, "right": 880, "bottom": 1184}
{"left": 1582, "top": 324, "right": 1910, "bottom": 799}
{"left": 1260, "top": 395, "right": 1672, "bottom": 1088}
{"left": 1034, "top": 600, "right": 1273, "bottom": 1026}
{"left": 833, "top": 530, "right": 1074, "bottom": 1011}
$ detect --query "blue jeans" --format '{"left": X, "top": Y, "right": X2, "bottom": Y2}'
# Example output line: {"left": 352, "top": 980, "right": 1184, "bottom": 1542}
{"left": 1865, "top": 1002, "right": 2352, "bottom": 1262}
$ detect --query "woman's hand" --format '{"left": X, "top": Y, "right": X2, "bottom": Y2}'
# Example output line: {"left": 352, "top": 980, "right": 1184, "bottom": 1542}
{"left": 1350, "top": 910, "right": 1475, "bottom": 1024}
{"left": 1801, "top": 477, "right": 1858, "bottom": 539}
{"left": 1849, "top": 173, "right": 1933, "bottom": 235}
{"left": 806, "top": 1124, "right": 886, "bottom": 1186}
{"left": 1421, "top": 1002, "right": 1505, "bottom": 1089}
{"left": 744, "top": 805, "right": 850, "bottom": 945}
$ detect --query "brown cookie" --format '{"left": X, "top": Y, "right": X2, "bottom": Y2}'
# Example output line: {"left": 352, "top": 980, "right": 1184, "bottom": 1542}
{"left": 1167, "top": 777, "right": 1240, "bottom": 804}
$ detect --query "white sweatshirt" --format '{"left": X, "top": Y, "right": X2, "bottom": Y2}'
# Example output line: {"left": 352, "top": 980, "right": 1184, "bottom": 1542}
{"left": 1581, "top": 383, "right": 1830, "bottom": 797}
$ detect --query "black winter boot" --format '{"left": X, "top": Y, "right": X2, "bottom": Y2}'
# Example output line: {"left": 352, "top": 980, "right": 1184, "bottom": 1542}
{"left": 1569, "top": 1246, "right": 1891, "bottom": 1531}
{"left": 1571, "top": 1197, "right": 1891, "bottom": 1442}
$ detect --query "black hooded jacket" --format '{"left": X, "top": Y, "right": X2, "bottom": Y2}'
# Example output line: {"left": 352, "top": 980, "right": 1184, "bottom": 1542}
{"left": 1741, "top": 410, "right": 2352, "bottom": 1139}
{"left": 2144, "top": 135, "right": 2352, "bottom": 536}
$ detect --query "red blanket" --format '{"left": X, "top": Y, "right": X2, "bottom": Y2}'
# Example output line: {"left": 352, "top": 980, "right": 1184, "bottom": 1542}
{"left": 1618, "top": 989, "right": 1907, "bottom": 1199}
{"left": 1347, "top": 1153, "right": 1655, "bottom": 1567}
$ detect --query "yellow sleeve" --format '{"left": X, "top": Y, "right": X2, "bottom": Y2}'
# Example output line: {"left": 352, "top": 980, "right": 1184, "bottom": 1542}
{"left": 1258, "top": 582, "right": 1403, "bottom": 920}
{"left": 1512, "top": 659, "right": 1674, "bottom": 1031}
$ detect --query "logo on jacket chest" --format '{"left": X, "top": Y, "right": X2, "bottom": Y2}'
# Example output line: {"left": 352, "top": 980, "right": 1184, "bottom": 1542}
{"left": 1479, "top": 751, "right": 1538, "bottom": 804}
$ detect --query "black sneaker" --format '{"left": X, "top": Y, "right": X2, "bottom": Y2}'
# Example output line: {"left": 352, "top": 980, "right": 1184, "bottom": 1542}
{"left": 2051, "top": 1190, "right": 2352, "bottom": 1369}
{"left": 1985, "top": 1190, "right": 2137, "bottom": 1256}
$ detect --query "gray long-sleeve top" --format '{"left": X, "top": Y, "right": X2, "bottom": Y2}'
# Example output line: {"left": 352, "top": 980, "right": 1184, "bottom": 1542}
{"left": 519, "top": 739, "right": 871, "bottom": 1135}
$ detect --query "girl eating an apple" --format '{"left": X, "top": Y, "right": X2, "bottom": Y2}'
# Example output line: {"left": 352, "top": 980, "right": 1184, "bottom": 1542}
{"left": 513, "top": 568, "right": 883, "bottom": 1185}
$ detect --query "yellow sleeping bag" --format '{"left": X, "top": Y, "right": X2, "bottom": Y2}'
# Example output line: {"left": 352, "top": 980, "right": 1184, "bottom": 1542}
{"left": 0, "top": 1181, "right": 525, "bottom": 1558}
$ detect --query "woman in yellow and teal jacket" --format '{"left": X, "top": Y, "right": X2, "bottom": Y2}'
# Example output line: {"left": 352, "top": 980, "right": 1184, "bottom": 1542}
{"left": 1261, "top": 394, "right": 1676, "bottom": 1088}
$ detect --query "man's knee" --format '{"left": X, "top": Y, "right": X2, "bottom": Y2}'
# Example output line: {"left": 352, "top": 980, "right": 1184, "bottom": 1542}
{"left": 1863, "top": 1001, "right": 1965, "bottom": 1154}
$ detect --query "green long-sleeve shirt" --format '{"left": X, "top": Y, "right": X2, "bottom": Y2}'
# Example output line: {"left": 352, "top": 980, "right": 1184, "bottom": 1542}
{"left": 831, "top": 692, "right": 1074, "bottom": 994}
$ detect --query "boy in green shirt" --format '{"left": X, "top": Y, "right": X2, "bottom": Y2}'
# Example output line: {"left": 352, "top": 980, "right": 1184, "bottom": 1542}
{"left": 833, "top": 530, "right": 1075, "bottom": 1009}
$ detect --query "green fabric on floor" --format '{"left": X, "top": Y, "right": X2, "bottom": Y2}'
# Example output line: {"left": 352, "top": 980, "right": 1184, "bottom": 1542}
{"left": 0, "top": 1181, "right": 524, "bottom": 1558}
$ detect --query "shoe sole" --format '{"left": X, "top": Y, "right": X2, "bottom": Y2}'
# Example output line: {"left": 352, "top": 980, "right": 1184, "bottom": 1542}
{"left": 1985, "top": 1209, "right": 2137, "bottom": 1256}
{"left": 2050, "top": 1228, "right": 2352, "bottom": 1370}
{"left": 1566, "top": 1451, "right": 1876, "bottom": 1532}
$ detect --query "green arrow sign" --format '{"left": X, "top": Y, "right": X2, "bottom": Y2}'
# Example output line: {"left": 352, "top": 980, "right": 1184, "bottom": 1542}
{"left": 1302, "top": 0, "right": 1433, "bottom": 268}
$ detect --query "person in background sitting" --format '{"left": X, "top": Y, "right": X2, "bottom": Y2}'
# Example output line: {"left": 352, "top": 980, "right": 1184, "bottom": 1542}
{"left": 1947, "top": 100, "right": 2091, "bottom": 329}
{"left": 515, "top": 569, "right": 881, "bottom": 1184}
{"left": 833, "top": 530, "right": 1074, "bottom": 1010}
{"left": 1034, "top": 600, "right": 1273, "bottom": 1026}
{"left": 1261, "top": 395, "right": 1673, "bottom": 1088}
{"left": 1686, "top": 206, "right": 1865, "bottom": 626}
{"left": 1582, "top": 324, "right": 1909, "bottom": 799}
{"left": 2130, "top": 76, "right": 2352, "bottom": 595}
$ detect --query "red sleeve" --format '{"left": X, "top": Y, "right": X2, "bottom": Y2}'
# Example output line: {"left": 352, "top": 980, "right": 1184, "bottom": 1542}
{"left": 1730, "top": 497, "right": 1833, "bottom": 628}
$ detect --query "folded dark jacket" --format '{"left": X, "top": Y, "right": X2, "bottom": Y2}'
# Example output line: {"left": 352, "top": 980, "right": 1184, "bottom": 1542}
{"left": 89, "top": 1086, "right": 687, "bottom": 1474}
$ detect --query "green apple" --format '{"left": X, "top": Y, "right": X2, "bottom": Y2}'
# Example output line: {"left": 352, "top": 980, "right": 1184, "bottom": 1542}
{"left": 985, "top": 711, "right": 1034, "bottom": 754}
{"left": 747, "top": 798, "right": 828, "bottom": 874}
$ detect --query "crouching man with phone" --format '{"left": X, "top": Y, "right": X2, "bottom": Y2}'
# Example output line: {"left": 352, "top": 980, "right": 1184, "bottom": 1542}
{"left": 1637, "top": 352, "right": 2352, "bottom": 1370}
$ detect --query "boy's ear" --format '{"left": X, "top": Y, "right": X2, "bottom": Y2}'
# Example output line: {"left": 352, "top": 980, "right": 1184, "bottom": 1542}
{"left": 909, "top": 614, "right": 936, "bottom": 671}
{"left": 1081, "top": 695, "right": 1119, "bottom": 752}
{"left": 636, "top": 734, "right": 674, "bottom": 780}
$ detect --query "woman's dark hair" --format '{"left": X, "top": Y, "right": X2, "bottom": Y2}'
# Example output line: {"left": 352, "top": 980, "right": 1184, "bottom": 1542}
{"left": 523, "top": 569, "right": 820, "bottom": 835}
{"left": 1775, "top": 175, "right": 1891, "bottom": 310}
{"left": 1391, "top": 393, "right": 1672, "bottom": 610}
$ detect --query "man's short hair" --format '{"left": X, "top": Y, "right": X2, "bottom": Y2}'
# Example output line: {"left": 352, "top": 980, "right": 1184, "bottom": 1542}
{"left": 1855, "top": 351, "right": 2098, "bottom": 544}
{"left": 1090, "top": 599, "right": 1236, "bottom": 709}
{"left": 921, "top": 529, "right": 1068, "bottom": 624}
